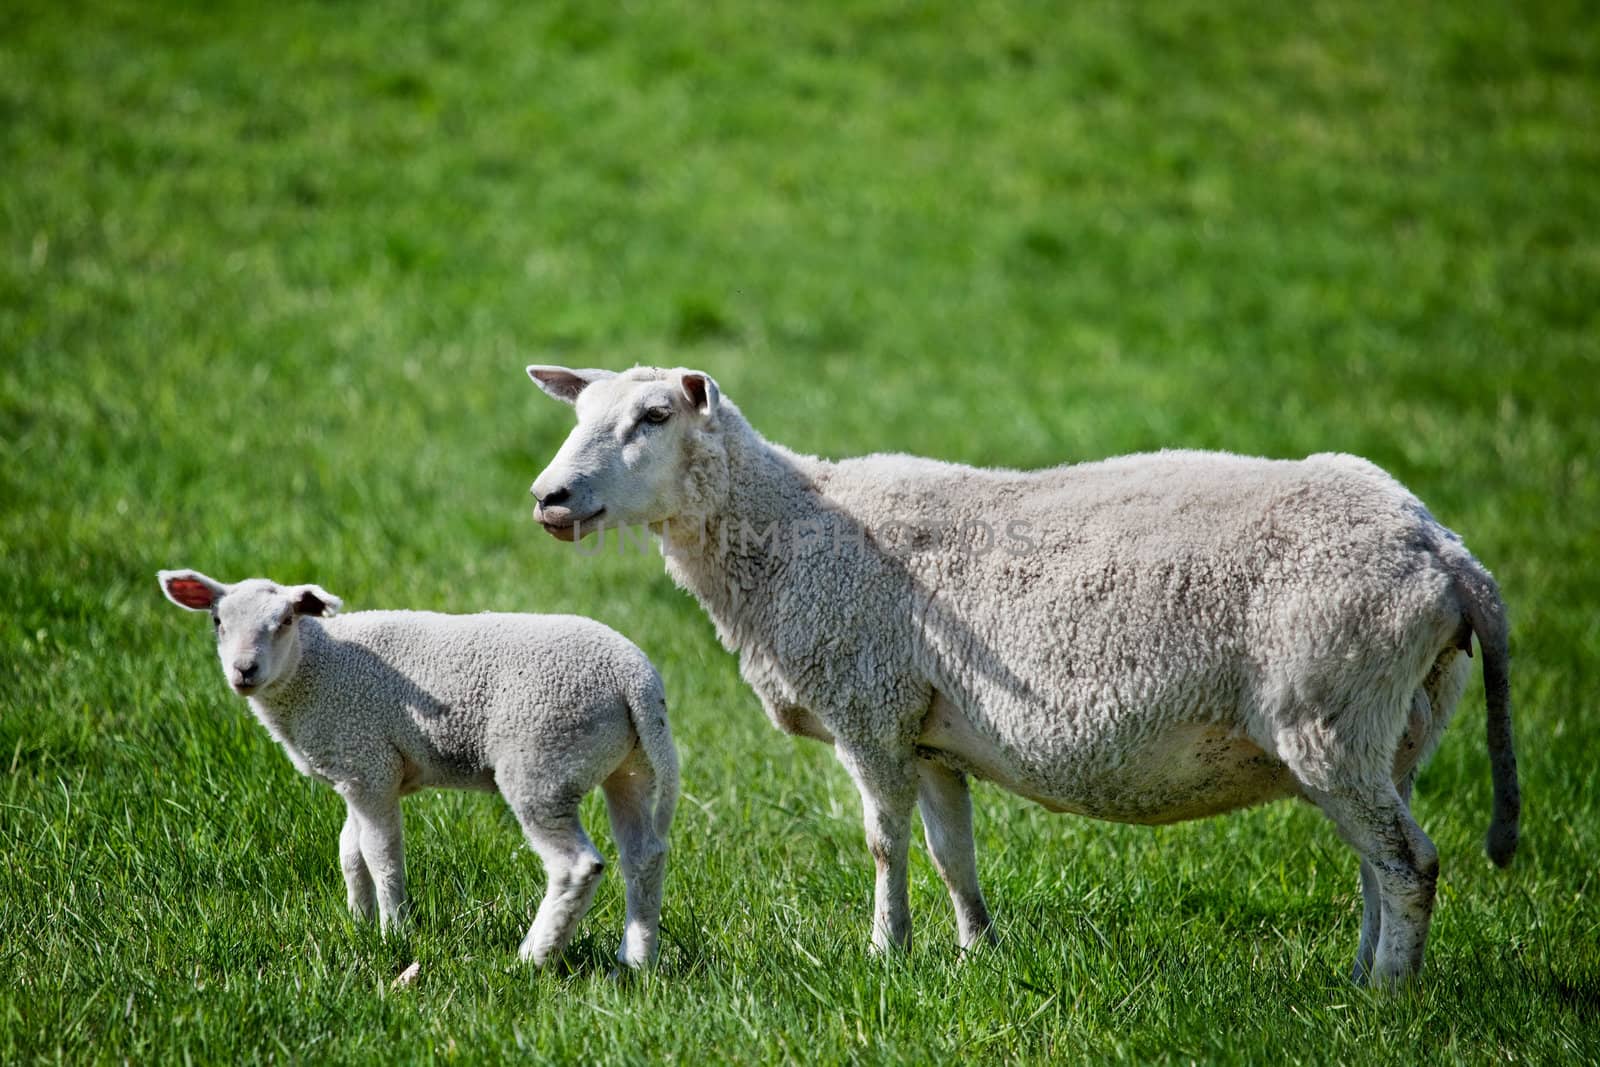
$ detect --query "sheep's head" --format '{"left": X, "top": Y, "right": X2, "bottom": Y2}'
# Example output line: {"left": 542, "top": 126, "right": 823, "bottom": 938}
{"left": 526, "top": 365, "right": 726, "bottom": 540}
{"left": 159, "top": 570, "right": 341, "bottom": 695}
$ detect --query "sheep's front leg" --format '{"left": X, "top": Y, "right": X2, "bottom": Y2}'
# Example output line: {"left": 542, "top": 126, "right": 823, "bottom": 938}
{"left": 838, "top": 745, "right": 918, "bottom": 954}
{"left": 917, "top": 760, "right": 994, "bottom": 950}
{"left": 340, "top": 807, "right": 376, "bottom": 921}
{"left": 341, "top": 788, "right": 409, "bottom": 934}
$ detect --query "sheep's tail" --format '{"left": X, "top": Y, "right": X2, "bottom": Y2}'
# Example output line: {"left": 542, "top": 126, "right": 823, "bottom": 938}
{"left": 1455, "top": 555, "right": 1520, "bottom": 867}
{"left": 625, "top": 666, "right": 679, "bottom": 841}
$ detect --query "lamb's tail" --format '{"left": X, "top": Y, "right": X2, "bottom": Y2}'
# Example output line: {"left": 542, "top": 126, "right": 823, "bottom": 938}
{"left": 624, "top": 665, "right": 679, "bottom": 841}
{"left": 1456, "top": 556, "right": 1520, "bottom": 867}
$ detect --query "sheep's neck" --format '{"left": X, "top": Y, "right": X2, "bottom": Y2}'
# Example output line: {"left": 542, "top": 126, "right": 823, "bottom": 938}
{"left": 661, "top": 414, "right": 830, "bottom": 647}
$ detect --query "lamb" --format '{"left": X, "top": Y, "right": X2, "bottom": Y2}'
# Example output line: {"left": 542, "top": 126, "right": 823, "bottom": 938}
{"left": 158, "top": 569, "right": 678, "bottom": 969}
{"left": 522, "top": 364, "right": 1519, "bottom": 987}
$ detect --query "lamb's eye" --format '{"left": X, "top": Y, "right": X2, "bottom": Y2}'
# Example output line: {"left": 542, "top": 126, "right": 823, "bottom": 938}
{"left": 213, "top": 618, "right": 224, "bottom": 634}
{"left": 642, "top": 407, "right": 672, "bottom": 425}
{"left": 278, "top": 615, "right": 294, "bottom": 631}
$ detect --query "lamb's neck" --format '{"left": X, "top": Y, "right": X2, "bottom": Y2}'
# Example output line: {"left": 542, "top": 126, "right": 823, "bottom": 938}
{"left": 242, "top": 631, "right": 313, "bottom": 736}
{"left": 662, "top": 414, "right": 830, "bottom": 642}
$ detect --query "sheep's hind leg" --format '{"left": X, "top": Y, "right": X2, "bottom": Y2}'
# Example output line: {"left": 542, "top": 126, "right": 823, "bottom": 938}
{"left": 916, "top": 760, "right": 994, "bottom": 950}
{"left": 1307, "top": 776, "right": 1437, "bottom": 988}
{"left": 339, "top": 806, "right": 376, "bottom": 921}
{"left": 1352, "top": 860, "right": 1381, "bottom": 983}
{"left": 509, "top": 798, "right": 606, "bottom": 967}
{"left": 1351, "top": 771, "right": 1419, "bottom": 984}
{"left": 837, "top": 745, "right": 918, "bottom": 954}
{"left": 601, "top": 755, "right": 668, "bottom": 969}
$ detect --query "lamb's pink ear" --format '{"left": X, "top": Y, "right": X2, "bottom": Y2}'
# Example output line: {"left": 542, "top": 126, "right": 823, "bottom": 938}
{"left": 526, "top": 366, "right": 616, "bottom": 405}
{"left": 289, "top": 584, "right": 343, "bottom": 618}
{"left": 679, "top": 370, "right": 720, "bottom": 416}
{"left": 159, "top": 569, "right": 227, "bottom": 612}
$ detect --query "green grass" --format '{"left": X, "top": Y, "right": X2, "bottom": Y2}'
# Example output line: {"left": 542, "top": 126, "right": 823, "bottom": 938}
{"left": 3, "top": 0, "right": 1598, "bottom": 1062}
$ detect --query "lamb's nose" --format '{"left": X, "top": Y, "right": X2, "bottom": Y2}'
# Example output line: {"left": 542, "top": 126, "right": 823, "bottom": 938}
{"left": 536, "top": 485, "right": 571, "bottom": 507}
{"left": 235, "top": 662, "right": 260, "bottom": 685}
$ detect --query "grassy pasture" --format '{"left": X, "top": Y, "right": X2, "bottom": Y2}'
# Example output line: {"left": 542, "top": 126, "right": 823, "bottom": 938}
{"left": 2, "top": 0, "right": 1597, "bottom": 1062}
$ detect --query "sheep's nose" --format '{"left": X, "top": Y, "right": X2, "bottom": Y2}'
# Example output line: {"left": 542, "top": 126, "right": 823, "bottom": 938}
{"left": 235, "top": 662, "right": 260, "bottom": 685}
{"left": 535, "top": 485, "right": 571, "bottom": 507}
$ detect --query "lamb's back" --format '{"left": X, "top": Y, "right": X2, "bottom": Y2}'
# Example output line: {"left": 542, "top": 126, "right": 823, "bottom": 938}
{"left": 291, "top": 612, "right": 644, "bottom": 773}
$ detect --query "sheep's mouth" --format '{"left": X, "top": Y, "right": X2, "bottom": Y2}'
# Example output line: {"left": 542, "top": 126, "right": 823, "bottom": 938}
{"left": 542, "top": 508, "right": 606, "bottom": 542}
{"left": 232, "top": 682, "right": 260, "bottom": 696}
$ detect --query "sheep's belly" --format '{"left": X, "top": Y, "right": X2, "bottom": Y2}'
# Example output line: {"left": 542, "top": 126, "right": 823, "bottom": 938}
{"left": 918, "top": 708, "right": 1298, "bottom": 825}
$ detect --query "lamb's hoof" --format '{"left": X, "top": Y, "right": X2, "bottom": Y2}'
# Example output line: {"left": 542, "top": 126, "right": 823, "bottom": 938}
{"left": 615, "top": 941, "right": 658, "bottom": 972}
{"left": 519, "top": 938, "right": 576, "bottom": 974}
{"left": 378, "top": 916, "right": 413, "bottom": 940}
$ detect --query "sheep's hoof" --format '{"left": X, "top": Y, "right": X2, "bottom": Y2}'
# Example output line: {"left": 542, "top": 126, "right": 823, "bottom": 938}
{"left": 957, "top": 921, "right": 998, "bottom": 956}
{"left": 867, "top": 936, "right": 911, "bottom": 959}
{"left": 1353, "top": 965, "right": 1419, "bottom": 992}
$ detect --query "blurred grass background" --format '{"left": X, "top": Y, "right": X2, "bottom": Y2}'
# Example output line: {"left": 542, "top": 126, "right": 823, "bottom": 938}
{"left": 1, "top": 1, "right": 1596, "bottom": 1063}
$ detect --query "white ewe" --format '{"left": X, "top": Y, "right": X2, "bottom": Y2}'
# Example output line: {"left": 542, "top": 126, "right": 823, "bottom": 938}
{"left": 159, "top": 569, "right": 677, "bottom": 969}
{"left": 523, "top": 365, "right": 1517, "bottom": 987}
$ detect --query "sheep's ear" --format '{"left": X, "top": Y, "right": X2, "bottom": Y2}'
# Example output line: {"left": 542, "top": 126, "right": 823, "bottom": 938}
{"left": 679, "top": 370, "right": 720, "bottom": 416}
{"left": 526, "top": 365, "right": 616, "bottom": 405}
{"left": 290, "top": 584, "right": 342, "bottom": 618}
{"left": 159, "top": 569, "right": 228, "bottom": 612}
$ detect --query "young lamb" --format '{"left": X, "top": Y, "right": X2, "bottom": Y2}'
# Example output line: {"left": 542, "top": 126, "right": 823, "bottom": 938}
{"left": 158, "top": 569, "right": 678, "bottom": 969}
{"left": 522, "top": 364, "right": 1519, "bottom": 987}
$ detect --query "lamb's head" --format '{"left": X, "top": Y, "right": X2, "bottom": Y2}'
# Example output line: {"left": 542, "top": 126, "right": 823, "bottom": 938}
{"left": 527, "top": 365, "right": 727, "bottom": 540}
{"left": 159, "top": 570, "right": 341, "bottom": 695}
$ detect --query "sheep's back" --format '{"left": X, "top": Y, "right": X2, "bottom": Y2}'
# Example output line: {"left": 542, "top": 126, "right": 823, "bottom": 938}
{"left": 824, "top": 449, "right": 1461, "bottom": 731}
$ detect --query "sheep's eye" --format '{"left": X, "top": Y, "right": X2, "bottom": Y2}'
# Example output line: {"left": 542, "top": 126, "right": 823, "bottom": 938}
{"left": 642, "top": 407, "right": 672, "bottom": 425}
{"left": 213, "top": 618, "right": 224, "bottom": 634}
{"left": 278, "top": 615, "right": 294, "bottom": 631}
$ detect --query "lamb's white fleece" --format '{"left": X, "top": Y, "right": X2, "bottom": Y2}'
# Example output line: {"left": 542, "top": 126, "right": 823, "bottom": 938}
{"left": 159, "top": 571, "right": 677, "bottom": 969}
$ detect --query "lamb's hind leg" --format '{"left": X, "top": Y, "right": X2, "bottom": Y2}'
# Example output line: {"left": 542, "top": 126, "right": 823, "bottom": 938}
{"left": 917, "top": 760, "right": 994, "bottom": 950}
{"left": 601, "top": 754, "right": 668, "bottom": 969}
{"left": 506, "top": 790, "right": 606, "bottom": 967}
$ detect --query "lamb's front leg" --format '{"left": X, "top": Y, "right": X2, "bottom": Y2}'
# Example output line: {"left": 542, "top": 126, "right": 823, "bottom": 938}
{"left": 837, "top": 745, "right": 918, "bottom": 954}
{"left": 341, "top": 787, "right": 409, "bottom": 933}
{"left": 917, "top": 760, "right": 994, "bottom": 950}
{"left": 339, "top": 807, "right": 376, "bottom": 921}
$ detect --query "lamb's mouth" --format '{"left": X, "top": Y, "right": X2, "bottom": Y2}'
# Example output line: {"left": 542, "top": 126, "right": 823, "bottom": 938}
{"left": 232, "top": 682, "right": 260, "bottom": 696}
{"left": 541, "top": 508, "right": 606, "bottom": 542}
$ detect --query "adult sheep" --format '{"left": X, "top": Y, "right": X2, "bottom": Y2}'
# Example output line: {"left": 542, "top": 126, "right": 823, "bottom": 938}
{"left": 523, "top": 365, "right": 1519, "bottom": 986}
